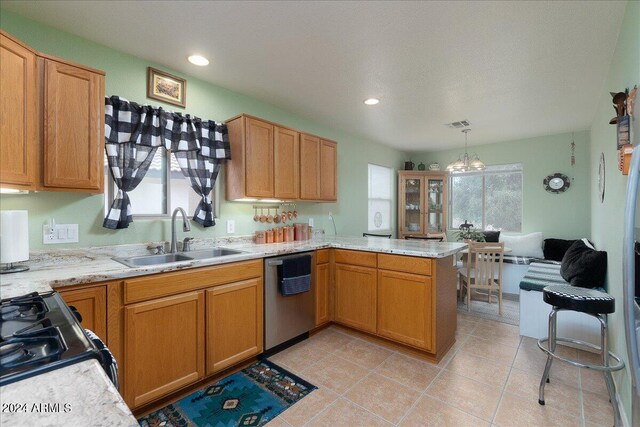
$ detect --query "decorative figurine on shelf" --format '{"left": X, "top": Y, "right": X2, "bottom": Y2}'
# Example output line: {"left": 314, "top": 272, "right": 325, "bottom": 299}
{"left": 609, "top": 91, "right": 627, "bottom": 124}
{"left": 417, "top": 162, "right": 426, "bottom": 171}
{"left": 404, "top": 161, "right": 415, "bottom": 170}
{"left": 428, "top": 162, "right": 441, "bottom": 171}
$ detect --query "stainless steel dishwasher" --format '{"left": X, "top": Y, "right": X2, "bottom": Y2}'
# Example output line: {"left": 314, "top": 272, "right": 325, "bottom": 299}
{"left": 264, "top": 251, "right": 316, "bottom": 351}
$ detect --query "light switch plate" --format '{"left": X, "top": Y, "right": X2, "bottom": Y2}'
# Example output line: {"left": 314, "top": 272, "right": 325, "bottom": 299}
{"left": 308, "top": 218, "right": 314, "bottom": 227}
{"left": 226, "top": 220, "right": 235, "bottom": 234}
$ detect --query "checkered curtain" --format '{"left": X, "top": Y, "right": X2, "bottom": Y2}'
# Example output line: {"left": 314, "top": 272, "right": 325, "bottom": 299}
{"left": 103, "top": 96, "right": 163, "bottom": 229}
{"left": 103, "top": 96, "right": 230, "bottom": 229}
{"left": 168, "top": 114, "right": 230, "bottom": 226}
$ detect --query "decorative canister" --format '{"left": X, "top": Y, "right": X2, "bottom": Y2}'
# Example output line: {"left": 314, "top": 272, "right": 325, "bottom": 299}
{"left": 275, "top": 227, "right": 283, "bottom": 243}
{"left": 301, "top": 224, "right": 309, "bottom": 240}
{"left": 287, "top": 226, "right": 295, "bottom": 242}
{"left": 294, "top": 223, "right": 303, "bottom": 241}
{"left": 255, "top": 230, "right": 266, "bottom": 244}
{"left": 265, "top": 229, "right": 274, "bottom": 244}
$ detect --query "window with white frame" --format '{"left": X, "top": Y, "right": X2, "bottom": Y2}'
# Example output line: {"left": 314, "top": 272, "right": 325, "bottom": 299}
{"left": 368, "top": 164, "right": 393, "bottom": 232}
{"left": 104, "top": 148, "right": 220, "bottom": 219}
{"left": 448, "top": 163, "right": 522, "bottom": 232}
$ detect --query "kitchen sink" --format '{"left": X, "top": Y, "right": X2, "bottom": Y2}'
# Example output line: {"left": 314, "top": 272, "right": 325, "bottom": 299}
{"left": 186, "top": 248, "right": 245, "bottom": 260}
{"left": 112, "top": 248, "right": 246, "bottom": 268}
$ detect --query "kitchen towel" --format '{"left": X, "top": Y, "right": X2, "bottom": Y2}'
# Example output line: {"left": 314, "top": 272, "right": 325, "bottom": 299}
{"left": 278, "top": 255, "right": 312, "bottom": 296}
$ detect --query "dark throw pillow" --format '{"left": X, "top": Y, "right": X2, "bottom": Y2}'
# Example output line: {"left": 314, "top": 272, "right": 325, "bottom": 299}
{"left": 560, "top": 240, "right": 607, "bottom": 288}
{"left": 483, "top": 231, "right": 500, "bottom": 243}
{"left": 543, "top": 238, "right": 579, "bottom": 262}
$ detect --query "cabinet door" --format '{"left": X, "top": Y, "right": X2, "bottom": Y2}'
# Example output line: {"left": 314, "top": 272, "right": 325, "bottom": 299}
{"left": 245, "top": 117, "right": 274, "bottom": 197}
{"left": 206, "top": 278, "right": 263, "bottom": 375}
{"left": 334, "top": 264, "right": 377, "bottom": 333}
{"left": 377, "top": 270, "right": 433, "bottom": 351}
{"left": 315, "top": 262, "right": 330, "bottom": 326}
{"left": 274, "top": 127, "right": 299, "bottom": 199}
{"left": 0, "top": 33, "right": 37, "bottom": 189}
{"left": 319, "top": 139, "right": 337, "bottom": 201}
{"left": 426, "top": 177, "right": 446, "bottom": 233}
{"left": 124, "top": 291, "right": 204, "bottom": 408}
{"left": 59, "top": 286, "right": 107, "bottom": 340}
{"left": 398, "top": 174, "right": 425, "bottom": 237}
{"left": 43, "top": 59, "right": 104, "bottom": 192}
{"left": 299, "top": 133, "right": 320, "bottom": 200}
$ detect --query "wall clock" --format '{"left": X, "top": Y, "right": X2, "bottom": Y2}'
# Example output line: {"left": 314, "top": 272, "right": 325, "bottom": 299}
{"left": 598, "top": 152, "right": 606, "bottom": 203}
{"left": 543, "top": 173, "right": 571, "bottom": 194}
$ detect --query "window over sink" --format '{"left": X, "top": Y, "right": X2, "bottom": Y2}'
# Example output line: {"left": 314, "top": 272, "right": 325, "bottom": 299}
{"left": 448, "top": 163, "right": 522, "bottom": 232}
{"left": 104, "top": 148, "right": 220, "bottom": 219}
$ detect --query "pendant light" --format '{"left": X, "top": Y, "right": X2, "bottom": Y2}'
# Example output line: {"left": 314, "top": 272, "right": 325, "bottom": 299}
{"left": 446, "top": 129, "right": 485, "bottom": 172}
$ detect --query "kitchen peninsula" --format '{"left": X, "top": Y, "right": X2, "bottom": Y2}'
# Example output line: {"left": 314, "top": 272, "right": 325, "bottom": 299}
{"left": 0, "top": 236, "right": 466, "bottom": 424}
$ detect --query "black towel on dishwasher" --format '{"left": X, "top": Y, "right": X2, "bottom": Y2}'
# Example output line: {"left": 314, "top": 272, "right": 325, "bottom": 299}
{"left": 278, "top": 255, "right": 312, "bottom": 296}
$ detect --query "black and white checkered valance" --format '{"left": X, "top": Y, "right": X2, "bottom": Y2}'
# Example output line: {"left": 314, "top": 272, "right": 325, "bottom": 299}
{"left": 103, "top": 96, "right": 230, "bottom": 229}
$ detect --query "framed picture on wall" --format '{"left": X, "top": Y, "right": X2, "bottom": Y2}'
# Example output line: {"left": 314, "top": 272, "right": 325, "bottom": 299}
{"left": 147, "top": 67, "right": 186, "bottom": 108}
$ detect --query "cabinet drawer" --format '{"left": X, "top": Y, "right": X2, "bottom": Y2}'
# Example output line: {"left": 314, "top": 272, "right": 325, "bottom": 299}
{"left": 334, "top": 249, "right": 377, "bottom": 268}
{"left": 378, "top": 254, "right": 432, "bottom": 276}
{"left": 124, "top": 259, "right": 262, "bottom": 303}
{"left": 316, "top": 249, "right": 330, "bottom": 264}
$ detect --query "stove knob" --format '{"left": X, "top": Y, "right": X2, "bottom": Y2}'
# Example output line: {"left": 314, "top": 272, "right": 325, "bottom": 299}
{"left": 69, "top": 305, "right": 83, "bottom": 323}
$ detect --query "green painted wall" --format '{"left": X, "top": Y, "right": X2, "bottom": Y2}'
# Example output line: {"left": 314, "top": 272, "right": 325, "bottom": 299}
{"left": 589, "top": 1, "right": 639, "bottom": 423}
{"left": 0, "top": 10, "right": 406, "bottom": 250}
{"left": 410, "top": 131, "right": 592, "bottom": 240}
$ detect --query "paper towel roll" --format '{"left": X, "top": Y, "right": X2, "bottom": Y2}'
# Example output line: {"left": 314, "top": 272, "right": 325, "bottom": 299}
{"left": 0, "top": 210, "right": 29, "bottom": 264}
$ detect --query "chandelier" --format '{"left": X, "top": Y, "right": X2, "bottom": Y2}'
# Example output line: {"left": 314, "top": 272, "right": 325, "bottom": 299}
{"left": 446, "top": 129, "right": 485, "bottom": 172}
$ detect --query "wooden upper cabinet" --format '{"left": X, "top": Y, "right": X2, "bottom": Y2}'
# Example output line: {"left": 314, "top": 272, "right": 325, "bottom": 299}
{"left": 274, "top": 126, "right": 299, "bottom": 199}
{"left": 245, "top": 117, "right": 274, "bottom": 197}
{"left": 299, "top": 133, "right": 320, "bottom": 200}
{"left": 42, "top": 58, "right": 104, "bottom": 192}
{"left": 319, "top": 139, "right": 337, "bottom": 201}
{"left": 0, "top": 32, "right": 37, "bottom": 190}
{"left": 225, "top": 114, "right": 337, "bottom": 202}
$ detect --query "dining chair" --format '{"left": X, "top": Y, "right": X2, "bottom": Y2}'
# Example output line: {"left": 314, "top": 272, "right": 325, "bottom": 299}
{"left": 458, "top": 241, "right": 505, "bottom": 314}
{"left": 363, "top": 233, "right": 392, "bottom": 238}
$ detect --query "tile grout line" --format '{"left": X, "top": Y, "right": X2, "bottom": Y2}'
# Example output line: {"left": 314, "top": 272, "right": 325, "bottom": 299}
{"left": 488, "top": 336, "right": 522, "bottom": 425}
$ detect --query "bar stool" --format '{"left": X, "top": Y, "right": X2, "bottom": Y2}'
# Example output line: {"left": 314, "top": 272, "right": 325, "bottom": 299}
{"left": 537, "top": 284, "right": 625, "bottom": 426}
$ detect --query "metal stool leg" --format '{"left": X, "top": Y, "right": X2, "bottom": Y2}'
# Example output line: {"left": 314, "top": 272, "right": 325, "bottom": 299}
{"left": 597, "top": 314, "right": 623, "bottom": 427}
{"left": 539, "top": 308, "right": 557, "bottom": 405}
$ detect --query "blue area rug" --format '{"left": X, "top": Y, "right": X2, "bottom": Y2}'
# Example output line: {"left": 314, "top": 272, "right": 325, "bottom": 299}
{"left": 138, "top": 359, "right": 316, "bottom": 427}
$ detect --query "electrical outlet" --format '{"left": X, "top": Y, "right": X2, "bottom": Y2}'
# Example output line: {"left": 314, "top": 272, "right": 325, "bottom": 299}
{"left": 308, "top": 218, "right": 314, "bottom": 227}
{"left": 328, "top": 211, "right": 333, "bottom": 218}
{"left": 43, "top": 223, "right": 79, "bottom": 244}
{"left": 226, "top": 220, "right": 235, "bottom": 234}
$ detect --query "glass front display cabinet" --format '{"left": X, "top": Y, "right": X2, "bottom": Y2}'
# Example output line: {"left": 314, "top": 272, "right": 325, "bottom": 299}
{"left": 398, "top": 171, "right": 448, "bottom": 239}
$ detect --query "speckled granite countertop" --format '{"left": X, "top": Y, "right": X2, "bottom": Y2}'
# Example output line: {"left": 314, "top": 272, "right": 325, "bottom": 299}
{"left": 0, "top": 235, "right": 467, "bottom": 300}
{"left": 0, "top": 235, "right": 466, "bottom": 427}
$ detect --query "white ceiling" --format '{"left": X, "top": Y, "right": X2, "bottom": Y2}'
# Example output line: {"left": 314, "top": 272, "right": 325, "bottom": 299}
{"left": 2, "top": 1, "right": 627, "bottom": 151}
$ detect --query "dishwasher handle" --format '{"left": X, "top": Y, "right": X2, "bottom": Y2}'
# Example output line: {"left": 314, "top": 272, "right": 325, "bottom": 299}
{"left": 267, "top": 260, "right": 283, "bottom": 266}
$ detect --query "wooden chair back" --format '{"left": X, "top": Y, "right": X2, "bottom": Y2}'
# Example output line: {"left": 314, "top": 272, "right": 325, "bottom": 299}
{"left": 468, "top": 241, "right": 505, "bottom": 288}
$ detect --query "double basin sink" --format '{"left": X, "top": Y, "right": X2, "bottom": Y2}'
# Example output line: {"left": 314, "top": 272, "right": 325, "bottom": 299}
{"left": 113, "top": 248, "right": 246, "bottom": 268}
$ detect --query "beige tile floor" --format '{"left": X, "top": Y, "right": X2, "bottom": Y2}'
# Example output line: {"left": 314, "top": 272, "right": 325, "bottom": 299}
{"left": 266, "top": 313, "right": 616, "bottom": 427}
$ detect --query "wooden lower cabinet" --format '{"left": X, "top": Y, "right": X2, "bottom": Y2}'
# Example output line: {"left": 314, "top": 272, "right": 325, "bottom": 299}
{"left": 124, "top": 291, "right": 205, "bottom": 408}
{"left": 377, "top": 270, "right": 433, "bottom": 351}
{"left": 315, "top": 262, "right": 330, "bottom": 326}
{"left": 334, "top": 263, "right": 377, "bottom": 333}
{"left": 206, "top": 278, "right": 263, "bottom": 375}
{"left": 59, "top": 286, "right": 107, "bottom": 339}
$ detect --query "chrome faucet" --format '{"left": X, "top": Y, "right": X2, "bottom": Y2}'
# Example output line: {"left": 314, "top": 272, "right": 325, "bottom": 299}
{"left": 170, "top": 207, "right": 191, "bottom": 253}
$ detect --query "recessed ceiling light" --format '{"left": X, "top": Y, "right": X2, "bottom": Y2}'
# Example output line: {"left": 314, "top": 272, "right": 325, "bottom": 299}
{"left": 364, "top": 98, "right": 380, "bottom": 105}
{"left": 188, "top": 55, "right": 209, "bottom": 66}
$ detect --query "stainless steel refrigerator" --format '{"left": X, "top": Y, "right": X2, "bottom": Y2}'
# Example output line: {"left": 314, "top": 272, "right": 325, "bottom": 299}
{"left": 623, "top": 143, "right": 640, "bottom": 425}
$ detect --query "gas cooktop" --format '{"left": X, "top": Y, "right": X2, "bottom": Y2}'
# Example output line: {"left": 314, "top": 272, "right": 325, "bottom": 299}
{"left": 0, "top": 291, "right": 117, "bottom": 387}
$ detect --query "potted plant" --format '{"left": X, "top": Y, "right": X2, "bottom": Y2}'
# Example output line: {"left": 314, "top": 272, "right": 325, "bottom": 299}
{"left": 453, "top": 227, "right": 486, "bottom": 243}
